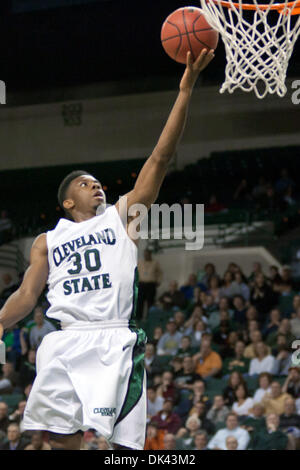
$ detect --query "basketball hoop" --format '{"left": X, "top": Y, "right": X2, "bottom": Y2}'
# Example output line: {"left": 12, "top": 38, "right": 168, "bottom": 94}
{"left": 199, "top": 0, "right": 300, "bottom": 98}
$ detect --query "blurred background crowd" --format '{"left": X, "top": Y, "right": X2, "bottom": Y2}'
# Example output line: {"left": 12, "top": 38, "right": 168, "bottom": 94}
{"left": 1, "top": 254, "right": 300, "bottom": 450}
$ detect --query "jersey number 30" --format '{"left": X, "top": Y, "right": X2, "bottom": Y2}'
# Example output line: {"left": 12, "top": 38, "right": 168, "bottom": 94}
{"left": 67, "top": 249, "right": 101, "bottom": 275}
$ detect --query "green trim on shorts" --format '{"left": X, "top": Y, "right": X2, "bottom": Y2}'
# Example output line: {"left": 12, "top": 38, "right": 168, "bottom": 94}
{"left": 115, "top": 327, "right": 146, "bottom": 425}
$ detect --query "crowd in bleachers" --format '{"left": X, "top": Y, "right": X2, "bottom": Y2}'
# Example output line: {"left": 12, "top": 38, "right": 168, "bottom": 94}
{"left": 1, "top": 254, "right": 300, "bottom": 450}
{"left": 137, "top": 255, "right": 300, "bottom": 450}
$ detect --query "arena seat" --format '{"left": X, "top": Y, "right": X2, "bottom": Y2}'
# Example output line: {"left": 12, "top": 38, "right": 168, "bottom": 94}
{"left": 0, "top": 393, "right": 24, "bottom": 414}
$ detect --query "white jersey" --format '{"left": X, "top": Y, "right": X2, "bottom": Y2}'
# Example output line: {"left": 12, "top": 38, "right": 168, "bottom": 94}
{"left": 45, "top": 205, "right": 138, "bottom": 326}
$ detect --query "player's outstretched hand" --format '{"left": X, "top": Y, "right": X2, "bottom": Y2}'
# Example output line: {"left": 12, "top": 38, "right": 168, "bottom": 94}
{"left": 180, "top": 49, "right": 215, "bottom": 93}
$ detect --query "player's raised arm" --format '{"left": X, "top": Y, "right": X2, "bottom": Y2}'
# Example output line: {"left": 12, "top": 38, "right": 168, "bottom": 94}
{"left": 117, "top": 49, "right": 214, "bottom": 214}
{"left": 0, "top": 234, "right": 49, "bottom": 338}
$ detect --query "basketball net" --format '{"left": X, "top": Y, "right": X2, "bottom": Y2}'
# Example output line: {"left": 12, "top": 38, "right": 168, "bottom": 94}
{"left": 199, "top": 0, "right": 300, "bottom": 98}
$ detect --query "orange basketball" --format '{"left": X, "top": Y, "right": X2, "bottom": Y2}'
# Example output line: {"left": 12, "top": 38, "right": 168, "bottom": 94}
{"left": 161, "top": 6, "right": 219, "bottom": 64}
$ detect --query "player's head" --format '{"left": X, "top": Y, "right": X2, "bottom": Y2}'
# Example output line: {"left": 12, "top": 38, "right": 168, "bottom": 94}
{"left": 57, "top": 170, "right": 106, "bottom": 219}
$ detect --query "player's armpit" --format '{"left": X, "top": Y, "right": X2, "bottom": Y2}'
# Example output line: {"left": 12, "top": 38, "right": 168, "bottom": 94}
{"left": 0, "top": 233, "right": 49, "bottom": 331}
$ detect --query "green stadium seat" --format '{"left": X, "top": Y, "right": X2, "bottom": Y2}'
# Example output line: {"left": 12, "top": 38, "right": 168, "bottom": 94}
{"left": 0, "top": 394, "right": 24, "bottom": 414}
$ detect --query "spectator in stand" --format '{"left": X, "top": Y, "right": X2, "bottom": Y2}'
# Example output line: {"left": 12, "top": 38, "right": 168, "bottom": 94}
{"left": 219, "top": 271, "right": 234, "bottom": 299}
{"left": 189, "top": 380, "right": 211, "bottom": 409}
{"left": 207, "top": 297, "right": 233, "bottom": 331}
{"left": 250, "top": 413, "right": 288, "bottom": 450}
{"left": 223, "top": 371, "right": 246, "bottom": 407}
{"left": 233, "top": 179, "right": 252, "bottom": 204}
{"left": 24, "top": 431, "right": 51, "bottom": 450}
{"left": 205, "top": 194, "right": 227, "bottom": 215}
{"left": 137, "top": 249, "right": 163, "bottom": 320}
{"left": 278, "top": 281, "right": 297, "bottom": 318}
{"left": 184, "top": 306, "right": 207, "bottom": 333}
{"left": 279, "top": 397, "right": 300, "bottom": 442}
{"left": 250, "top": 273, "right": 277, "bottom": 321}
{"left": 282, "top": 367, "right": 300, "bottom": 398}
{"left": 207, "top": 275, "right": 222, "bottom": 304}
{"left": 176, "top": 415, "right": 202, "bottom": 450}
{"left": 0, "top": 402, "right": 9, "bottom": 434}
{"left": 193, "top": 334, "right": 222, "bottom": 379}
{"left": 249, "top": 342, "right": 277, "bottom": 376}
{"left": 222, "top": 341, "right": 250, "bottom": 377}
{"left": 252, "top": 176, "right": 268, "bottom": 202}
{"left": 244, "top": 330, "right": 270, "bottom": 359}
{"left": 147, "top": 386, "right": 164, "bottom": 421}
{"left": 189, "top": 320, "right": 210, "bottom": 350}
{"left": 269, "top": 265, "right": 282, "bottom": 286}
{"left": 253, "top": 372, "right": 272, "bottom": 404}
{"left": 156, "top": 319, "right": 182, "bottom": 356}
{"left": 173, "top": 311, "right": 188, "bottom": 335}
{"left": 232, "top": 383, "right": 254, "bottom": 416}
{"left": 262, "top": 308, "right": 281, "bottom": 339}
{"left": 240, "top": 403, "right": 265, "bottom": 434}
{"left": 156, "top": 371, "right": 179, "bottom": 404}
{"left": 180, "top": 273, "right": 206, "bottom": 302}
{"left": 188, "top": 401, "right": 215, "bottom": 435}
{"left": 207, "top": 395, "right": 230, "bottom": 426}
{"left": 151, "top": 326, "right": 163, "bottom": 347}
{"left": 29, "top": 306, "right": 56, "bottom": 350}
{"left": 291, "top": 295, "right": 300, "bottom": 317}
{"left": 151, "top": 398, "right": 182, "bottom": 436}
{"left": 201, "top": 263, "right": 218, "bottom": 288}
{"left": 163, "top": 433, "right": 177, "bottom": 450}
{"left": 191, "top": 430, "right": 209, "bottom": 450}
{"left": 275, "top": 168, "right": 296, "bottom": 196}
{"left": 232, "top": 295, "right": 248, "bottom": 325}
{"left": 273, "top": 343, "right": 292, "bottom": 377}
{"left": 159, "top": 281, "right": 187, "bottom": 311}
{"left": 9, "top": 401, "right": 27, "bottom": 433}
{"left": 144, "top": 343, "right": 163, "bottom": 386}
{"left": 207, "top": 413, "right": 250, "bottom": 450}
{"left": 261, "top": 381, "right": 292, "bottom": 415}
{"left": 177, "top": 336, "right": 197, "bottom": 358}
{"left": 225, "top": 436, "right": 239, "bottom": 450}
{"left": 2, "top": 326, "right": 22, "bottom": 369}
{"left": 248, "top": 262, "right": 264, "bottom": 285}
{"left": 266, "top": 318, "right": 295, "bottom": 349}
{"left": 290, "top": 307, "right": 300, "bottom": 338}
{"left": 144, "top": 423, "right": 162, "bottom": 451}
{"left": 0, "top": 362, "right": 19, "bottom": 393}
{"left": 18, "top": 349, "right": 36, "bottom": 390}
{"left": 173, "top": 355, "right": 201, "bottom": 391}
{"left": 0, "top": 422, "right": 30, "bottom": 450}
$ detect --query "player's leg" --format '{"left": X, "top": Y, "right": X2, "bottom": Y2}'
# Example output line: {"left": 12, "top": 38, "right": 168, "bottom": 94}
{"left": 48, "top": 431, "right": 83, "bottom": 450}
{"left": 111, "top": 372, "right": 147, "bottom": 450}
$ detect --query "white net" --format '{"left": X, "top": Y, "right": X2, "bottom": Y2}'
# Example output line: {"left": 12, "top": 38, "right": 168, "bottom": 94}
{"left": 199, "top": 0, "right": 300, "bottom": 98}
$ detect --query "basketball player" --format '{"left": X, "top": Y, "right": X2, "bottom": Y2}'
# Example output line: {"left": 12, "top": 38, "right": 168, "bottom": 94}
{"left": 0, "top": 49, "right": 214, "bottom": 450}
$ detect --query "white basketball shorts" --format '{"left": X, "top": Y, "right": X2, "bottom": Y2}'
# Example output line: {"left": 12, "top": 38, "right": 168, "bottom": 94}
{"left": 23, "top": 321, "right": 147, "bottom": 450}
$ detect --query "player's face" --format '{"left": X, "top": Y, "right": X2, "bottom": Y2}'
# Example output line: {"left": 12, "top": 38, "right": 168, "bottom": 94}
{"left": 66, "top": 175, "right": 105, "bottom": 214}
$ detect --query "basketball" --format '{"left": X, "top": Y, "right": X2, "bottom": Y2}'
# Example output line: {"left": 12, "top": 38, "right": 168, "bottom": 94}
{"left": 161, "top": 6, "right": 219, "bottom": 64}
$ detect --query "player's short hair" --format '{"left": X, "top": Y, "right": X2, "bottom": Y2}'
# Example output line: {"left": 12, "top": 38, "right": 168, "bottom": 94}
{"left": 57, "top": 170, "right": 91, "bottom": 209}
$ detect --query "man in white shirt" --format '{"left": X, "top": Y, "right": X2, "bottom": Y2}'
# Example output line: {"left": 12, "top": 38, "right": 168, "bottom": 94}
{"left": 207, "top": 413, "right": 250, "bottom": 450}
{"left": 156, "top": 319, "right": 182, "bottom": 356}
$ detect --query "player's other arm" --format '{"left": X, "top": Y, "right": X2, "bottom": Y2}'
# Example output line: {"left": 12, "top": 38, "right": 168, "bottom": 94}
{"left": 0, "top": 234, "right": 49, "bottom": 337}
{"left": 116, "top": 49, "right": 214, "bottom": 213}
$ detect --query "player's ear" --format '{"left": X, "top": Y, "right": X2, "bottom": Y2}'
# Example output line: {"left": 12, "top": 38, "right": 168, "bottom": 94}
{"left": 63, "top": 198, "right": 75, "bottom": 211}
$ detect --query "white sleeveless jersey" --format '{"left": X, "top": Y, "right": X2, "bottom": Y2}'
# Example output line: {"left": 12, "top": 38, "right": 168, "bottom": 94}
{"left": 45, "top": 205, "right": 138, "bottom": 325}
